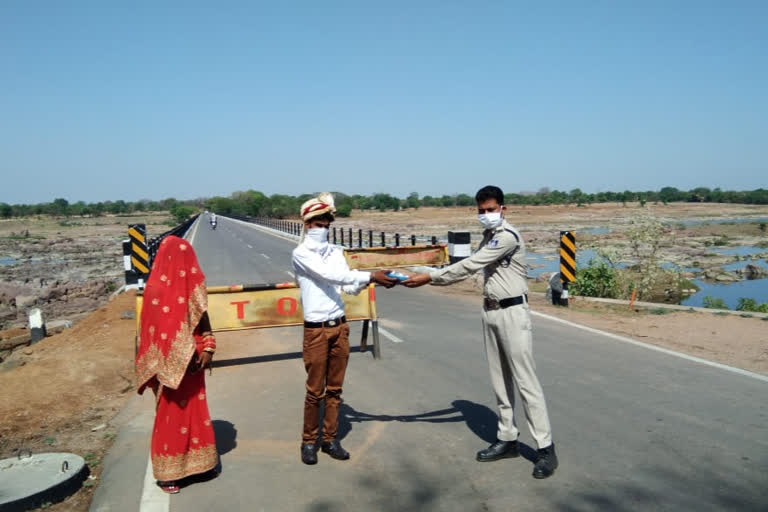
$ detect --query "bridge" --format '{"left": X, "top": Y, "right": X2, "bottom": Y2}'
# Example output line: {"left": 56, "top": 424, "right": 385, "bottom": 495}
{"left": 91, "top": 215, "right": 768, "bottom": 511}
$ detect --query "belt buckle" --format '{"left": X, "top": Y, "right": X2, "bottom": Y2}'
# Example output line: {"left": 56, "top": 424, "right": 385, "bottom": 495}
{"left": 484, "top": 298, "right": 500, "bottom": 310}
{"left": 327, "top": 319, "right": 337, "bottom": 327}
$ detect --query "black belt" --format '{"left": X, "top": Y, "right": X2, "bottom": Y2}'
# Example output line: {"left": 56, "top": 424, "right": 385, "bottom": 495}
{"left": 484, "top": 294, "right": 528, "bottom": 311}
{"left": 304, "top": 316, "right": 347, "bottom": 328}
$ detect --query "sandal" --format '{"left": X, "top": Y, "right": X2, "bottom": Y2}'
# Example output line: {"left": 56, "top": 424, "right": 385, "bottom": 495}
{"left": 157, "top": 481, "right": 180, "bottom": 494}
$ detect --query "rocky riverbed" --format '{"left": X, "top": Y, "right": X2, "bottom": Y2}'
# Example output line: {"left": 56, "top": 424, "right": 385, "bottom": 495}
{"left": 0, "top": 213, "right": 172, "bottom": 335}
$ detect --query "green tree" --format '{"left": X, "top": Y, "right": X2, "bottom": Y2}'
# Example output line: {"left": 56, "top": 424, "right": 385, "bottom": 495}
{"left": 456, "top": 194, "right": 474, "bottom": 206}
{"left": 0, "top": 203, "right": 12, "bottom": 218}
{"left": 406, "top": 192, "right": 421, "bottom": 209}
{"left": 170, "top": 204, "right": 196, "bottom": 224}
{"left": 51, "top": 198, "right": 69, "bottom": 216}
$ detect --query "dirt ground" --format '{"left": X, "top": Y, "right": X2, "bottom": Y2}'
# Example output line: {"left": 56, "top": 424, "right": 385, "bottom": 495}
{"left": 0, "top": 291, "right": 137, "bottom": 511}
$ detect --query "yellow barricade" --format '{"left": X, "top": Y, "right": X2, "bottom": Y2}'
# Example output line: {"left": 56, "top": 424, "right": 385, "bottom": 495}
{"left": 136, "top": 283, "right": 383, "bottom": 358}
{"left": 205, "top": 283, "right": 374, "bottom": 331}
{"left": 344, "top": 244, "right": 449, "bottom": 270}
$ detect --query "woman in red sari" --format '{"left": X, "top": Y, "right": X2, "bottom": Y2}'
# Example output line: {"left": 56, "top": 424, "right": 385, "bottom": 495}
{"left": 136, "top": 235, "right": 218, "bottom": 494}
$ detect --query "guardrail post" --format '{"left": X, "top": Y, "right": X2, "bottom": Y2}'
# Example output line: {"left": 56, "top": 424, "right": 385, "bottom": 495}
{"left": 559, "top": 231, "right": 576, "bottom": 307}
{"left": 333, "top": 227, "right": 337, "bottom": 245}
{"left": 431, "top": 235, "right": 437, "bottom": 245}
{"left": 447, "top": 231, "right": 470, "bottom": 264}
{"left": 358, "top": 229, "right": 363, "bottom": 248}
{"left": 340, "top": 228, "right": 345, "bottom": 246}
{"left": 380, "top": 232, "right": 385, "bottom": 247}
{"left": 128, "top": 224, "right": 149, "bottom": 288}
{"left": 394, "top": 233, "right": 400, "bottom": 247}
{"left": 411, "top": 234, "right": 416, "bottom": 245}
{"left": 368, "top": 230, "right": 373, "bottom": 248}
{"left": 348, "top": 228, "right": 352, "bottom": 247}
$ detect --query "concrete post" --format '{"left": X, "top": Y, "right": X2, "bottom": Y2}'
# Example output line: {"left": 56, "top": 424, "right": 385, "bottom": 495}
{"left": 29, "top": 308, "right": 46, "bottom": 344}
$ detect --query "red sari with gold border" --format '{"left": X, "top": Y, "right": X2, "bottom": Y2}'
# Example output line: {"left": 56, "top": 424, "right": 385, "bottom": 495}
{"left": 136, "top": 236, "right": 218, "bottom": 481}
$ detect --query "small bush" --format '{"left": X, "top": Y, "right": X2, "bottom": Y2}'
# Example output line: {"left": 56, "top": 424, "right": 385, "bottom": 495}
{"left": 570, "top": 259, "right": 619, "bottom": 298}
{"left": 649, "top": 308, "right": 670, "bottom": 315}
{"left": 736, "top": 297, "right": 768, "bottom": 313}
{"left": 702, "top": 295, "right": 728, "bottom": 310}
{"left": 712, "top": 236, "right": 729, "bottom": 247}
{"left": 336, "top": 203, "right": 353, "bottom": 218}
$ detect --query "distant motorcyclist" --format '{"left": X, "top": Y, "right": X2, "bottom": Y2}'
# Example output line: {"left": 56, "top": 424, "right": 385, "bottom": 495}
{"left": 210, "top": 213, "right": 217, "bottom": 230}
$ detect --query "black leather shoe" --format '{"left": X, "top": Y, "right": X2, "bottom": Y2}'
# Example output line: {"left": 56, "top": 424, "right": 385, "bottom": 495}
{"left": 476, "top": 440, "right": 520, "bottom": 462}
{"left": 532, "top": 444, "right": 558, "bottom": 479}
{"left": 301, "top": 443, "right": 318, "bottom": 465}
{"left": 320, "top": 440, "right": 350, "bottom": 461}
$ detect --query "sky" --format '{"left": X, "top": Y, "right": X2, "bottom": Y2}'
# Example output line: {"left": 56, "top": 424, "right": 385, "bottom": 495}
{"left": 1, "top": 1, "right": 766, "bottom": 204}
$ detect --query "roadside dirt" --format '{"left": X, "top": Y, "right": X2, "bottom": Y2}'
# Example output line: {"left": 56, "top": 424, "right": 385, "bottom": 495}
{"left": 0, "top": 291, "right": 137, "bottom": 511}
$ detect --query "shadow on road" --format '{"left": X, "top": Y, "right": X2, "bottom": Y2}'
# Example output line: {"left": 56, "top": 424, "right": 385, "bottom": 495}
{"left": 213, "top": 419, "right": 238, "bottom": 456}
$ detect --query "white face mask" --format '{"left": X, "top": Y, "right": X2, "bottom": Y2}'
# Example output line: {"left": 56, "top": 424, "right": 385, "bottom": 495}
{"left": 305, "top": 227, "right": 329, "bottom": 244}
{"left": 477, "top": 211, "right": 503, "bottom": 230}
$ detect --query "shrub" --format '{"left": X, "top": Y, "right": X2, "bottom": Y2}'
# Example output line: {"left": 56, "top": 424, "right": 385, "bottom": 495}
{"left": 336, "top": 203, "right": 353, "bottom": 218}
{"left": 702, "top": 295, "right": 728, "bottom": 310}
{"left": 736, "top": 297, "right": 768, "bottom": 313}
{"left": 570, "top": 259, "right": 619, "bottom": 298}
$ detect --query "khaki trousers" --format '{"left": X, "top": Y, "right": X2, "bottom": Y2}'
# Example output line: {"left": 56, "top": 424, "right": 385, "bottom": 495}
{"left": 302, "top": 323, "right": 350, "bottom": 444}
{"left": 482, "top": 304, "right": 553, "bottom": 448}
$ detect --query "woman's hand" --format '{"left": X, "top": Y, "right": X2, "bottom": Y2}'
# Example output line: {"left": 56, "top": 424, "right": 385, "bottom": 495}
{"left": 193, "top": 351, "right": 213, "bottom": 373}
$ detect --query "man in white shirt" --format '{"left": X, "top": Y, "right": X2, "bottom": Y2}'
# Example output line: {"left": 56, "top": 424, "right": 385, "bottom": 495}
{"left": 292, "top": 193, "right": 397, "bottom": 465}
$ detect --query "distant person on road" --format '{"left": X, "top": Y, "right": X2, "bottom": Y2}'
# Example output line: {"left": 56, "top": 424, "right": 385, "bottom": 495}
{"left": 210, "top": 213, "right": 217, "bottom": 230}
{"left": 136, "top": 236, "right": 218, "bottom": 493}
{"left": 403, "top": 185, "right": 559, "bottom": 479}
{"left": 292, "top": 193, "right": 398, "bottom": 465}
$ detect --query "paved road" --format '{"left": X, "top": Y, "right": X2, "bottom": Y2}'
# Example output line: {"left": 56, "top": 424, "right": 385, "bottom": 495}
{"left": 92, "top": 217, "right": 768, "bottom": 511}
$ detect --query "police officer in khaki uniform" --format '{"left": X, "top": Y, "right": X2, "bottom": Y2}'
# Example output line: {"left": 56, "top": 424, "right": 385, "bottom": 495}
{"left": 403, "top": 185, "right": 558, "bottom": 479}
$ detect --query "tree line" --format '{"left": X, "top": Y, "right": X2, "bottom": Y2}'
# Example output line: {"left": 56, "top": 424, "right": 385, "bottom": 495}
{"left": 2, "top": 186, "right": 767, "bottom": 221}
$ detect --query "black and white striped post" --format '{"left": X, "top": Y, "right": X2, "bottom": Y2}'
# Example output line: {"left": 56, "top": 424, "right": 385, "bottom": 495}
{"left": 447, "top": 231, "right": 471, "bottom": 264}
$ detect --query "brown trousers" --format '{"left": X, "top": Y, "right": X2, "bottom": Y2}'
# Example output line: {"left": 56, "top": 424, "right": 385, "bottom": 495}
{"left": 302, "top": 323, "right": 350, "bottom": 444}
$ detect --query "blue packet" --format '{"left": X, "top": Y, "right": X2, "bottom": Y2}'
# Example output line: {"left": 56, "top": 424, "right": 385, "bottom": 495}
{"left": 386, "top": 271, "right": 409, "bottom": 281}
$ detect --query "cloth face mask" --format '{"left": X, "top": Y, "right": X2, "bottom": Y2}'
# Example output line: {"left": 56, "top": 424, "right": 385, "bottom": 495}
{"left": 305, "top": 227, "right": 329, "bottom": 244}
{"left": 477, "top": 212, "right": 503, "bottom": 230}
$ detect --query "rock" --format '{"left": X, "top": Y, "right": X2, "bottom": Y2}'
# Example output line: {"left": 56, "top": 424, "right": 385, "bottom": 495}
{"left": 14, "top": 295, "right": 37, "bottom": 310}
{"left": 714, "top": 272, "right": 740, "bottom": 282}
{"left": 91, "top": 423, "right": 107, "bottom": 432}
{"left": 743, "top": 264, "right": 768, "bottom": 279}
{"left": 120, "top": 310, "right": 135, "bottom": 320}
{"left": 0, "top": 333, "right": 31, "bottom": 351}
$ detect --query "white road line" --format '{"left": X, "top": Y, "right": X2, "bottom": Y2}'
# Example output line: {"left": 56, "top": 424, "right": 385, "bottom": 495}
{"left": 261, "top": 253, "right": 270, "bottom": 259}
{"left": 285, "top": 271, "right": 294, "bottom": 278}
{"left": 247, "top": 244, "right": 253, "bottom": 249}
{"left": 139, "top": 453, "right": 169, "bottom": 512}
{"left": 187, "top": 217, "right": 201, "bottom": 246}
{"left": 378, "top": 327, "right": 405, "bottom": 344}
{"left": 531, "top": 311, "right": 768, "bottom": 384}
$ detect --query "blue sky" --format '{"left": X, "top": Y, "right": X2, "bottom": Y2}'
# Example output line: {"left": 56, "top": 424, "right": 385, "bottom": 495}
{"left": 1, "top": 1, "right": 766, "bottom": 203}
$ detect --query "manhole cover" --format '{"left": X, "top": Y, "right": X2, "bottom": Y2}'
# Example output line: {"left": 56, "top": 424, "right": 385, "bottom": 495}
{"left": 0, "top": 452, "right": 87, "bottom": 511}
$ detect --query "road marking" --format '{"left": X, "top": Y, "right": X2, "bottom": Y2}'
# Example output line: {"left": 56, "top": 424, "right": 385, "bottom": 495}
{"left": 284, "top": 271, "right": 294, "bottom": 278}
{"left": 261, "top": 253, "right": 270, "bottom": 260}
{"left": 139, "top": 453, "right": 169, "bottom": 512}
{"left": 378, "top": 327, "right": 405, "bottom": 343}
{"left": 187, "top": 217, "right": 201, "bottom": 246}
{"left": 531, "top": 311, "right": 768, "bottom": 384}
{"left": 247, "top": 244, "right": 253, "bottom": 249}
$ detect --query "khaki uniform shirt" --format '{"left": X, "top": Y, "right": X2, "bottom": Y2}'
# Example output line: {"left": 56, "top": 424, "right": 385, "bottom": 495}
{"left": 429, "top": 220, "right": 528, "bottom": 300}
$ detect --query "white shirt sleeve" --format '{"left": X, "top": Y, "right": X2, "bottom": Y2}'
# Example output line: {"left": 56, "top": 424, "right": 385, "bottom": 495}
{"left": 293, "top": 247, "right": 371, "bottom": 288}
